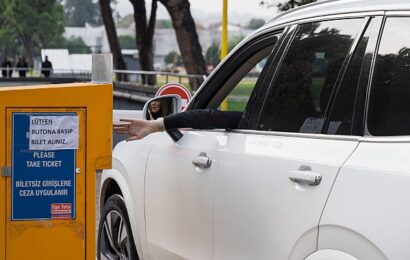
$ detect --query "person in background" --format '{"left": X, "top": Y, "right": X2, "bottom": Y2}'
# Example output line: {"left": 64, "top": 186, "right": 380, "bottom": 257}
{"left": 1, "top": 58, "right": 13, "bottom": 78}
{"left": 16, "top": 56, "right": 28, "bottom": 78}
{"left": 41, "top": 56, "right": 52, "bottom": 77}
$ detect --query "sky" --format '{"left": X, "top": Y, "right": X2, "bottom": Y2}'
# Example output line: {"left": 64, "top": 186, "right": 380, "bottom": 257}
{"left": 115, "top": 0, "right": 279, "bottom": 25}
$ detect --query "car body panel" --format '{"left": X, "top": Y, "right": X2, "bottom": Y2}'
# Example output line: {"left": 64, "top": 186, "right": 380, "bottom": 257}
{"left": 319, "top": 140, "right": 410, "bottom": 260}
{"left": 306, "top": 249, "right": 358, "bottom": 260}
{"left": 144, "top": 131, "right": 222, "bottom": 259}
{"left": 101, "top": 140, "right": 153, "bottom": 260}
{"left": 212, "top": 131, "right": 359, "bottom": 259}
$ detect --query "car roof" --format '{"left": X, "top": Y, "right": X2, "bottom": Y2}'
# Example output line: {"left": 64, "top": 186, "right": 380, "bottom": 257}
{"left": 264, "top": 0, "right": 410, "bottom": 29}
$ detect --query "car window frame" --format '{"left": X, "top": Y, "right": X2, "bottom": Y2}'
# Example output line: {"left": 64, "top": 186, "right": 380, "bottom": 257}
{"left": 187, "top": 29, "right": 286, "bottom": 114}
{"left": 323, "top": 16, "right": 383, "bottom": 136}
{"left": 241, "top": 25, "right": 299, "bottom": 130}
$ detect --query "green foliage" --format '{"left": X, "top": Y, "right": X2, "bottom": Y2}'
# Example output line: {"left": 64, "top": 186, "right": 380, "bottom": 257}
{"left": 156, "top": 19, "right": 173, "bottom": 29}
{"left": 0, "top": 1, "right": 6, "bottom": 27}
{"left": 64, "top": 0, "right": 102, "bottom": 26}
{"left": 205, "top": 44, "right": 220, "bottom": 67}
{"left": 277, "top": 0, "right": 317, "bottom": 11}
{"left": 260, "top": 0, "right": 317, "bottom": 12}
{"left": 248, "top": 18, "right": 265, "bottom": 29}
{"left": 0, "top": 0, "right": 65, "bottom": 60}
{"left": 64, "top": 37, "right": 91, "bottom": 53}
{"left": 119, "top": 35, "right": 137, "bottom": 49}
{"left": 47, "top": 36, "right": 91, "bottom": 54}
{"left": 228, "top": 36, "right": 246, "bottom": 52}
{"left": 164, "top": 51, "right": 182, "bottom": 66}
{"left": 0, "top": 25, "right": 21, "bottom": 58}
{"left": 117, "top": 14, "right": 134, "bottom": 28}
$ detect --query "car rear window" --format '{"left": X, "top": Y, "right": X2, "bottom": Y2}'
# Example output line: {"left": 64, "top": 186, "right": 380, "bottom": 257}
{"left": 368, "top": 17, "right": 410, "bottom": 136}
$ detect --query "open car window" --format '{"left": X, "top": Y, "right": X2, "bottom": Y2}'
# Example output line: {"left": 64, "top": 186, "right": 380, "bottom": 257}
{"left": 205, "top": 32, "right": 283, "bottom": 112}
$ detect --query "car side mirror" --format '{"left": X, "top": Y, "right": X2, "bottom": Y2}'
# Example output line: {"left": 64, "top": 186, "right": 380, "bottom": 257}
{"left": 142, "top": 95, "right": 184, "bottom": 142}
{"left": 142, "top": 94, "right": 182, "bottom": 120}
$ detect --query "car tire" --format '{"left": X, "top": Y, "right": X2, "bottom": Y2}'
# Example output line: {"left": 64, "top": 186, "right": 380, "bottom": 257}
{"left": 97, "top": 194, "right": 139, "bottom": 260}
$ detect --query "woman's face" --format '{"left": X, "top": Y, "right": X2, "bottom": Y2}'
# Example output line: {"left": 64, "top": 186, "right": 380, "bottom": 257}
{"left": 150, "top": 101, "right": 161, "bottom": 113}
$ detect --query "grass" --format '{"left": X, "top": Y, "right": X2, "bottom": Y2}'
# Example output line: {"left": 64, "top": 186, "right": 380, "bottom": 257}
{"left": 227, "top": 100, "right": 248, "bottom": 111}
{"left": 225, "top": 77, "right": 257, "bottom": 111}
{"left": 155, "top": 75, "right": 329, "bottom": 112}
{"left": 156, "top": 75, "right": 257, "bottom": 111}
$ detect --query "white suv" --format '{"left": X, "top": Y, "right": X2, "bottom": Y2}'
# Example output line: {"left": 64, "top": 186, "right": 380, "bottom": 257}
{"left": 98, "top": 1, "right": 410, "bottom": 259}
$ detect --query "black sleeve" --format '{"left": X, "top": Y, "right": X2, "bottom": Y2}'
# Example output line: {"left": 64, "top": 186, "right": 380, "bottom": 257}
{"left": 163, "top": 109, "right": 243, "bottom": 130}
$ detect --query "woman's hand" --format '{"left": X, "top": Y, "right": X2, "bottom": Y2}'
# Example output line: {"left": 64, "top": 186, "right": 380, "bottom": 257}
{"left": 113, "top": 119, "right": 163, "bottom": 141}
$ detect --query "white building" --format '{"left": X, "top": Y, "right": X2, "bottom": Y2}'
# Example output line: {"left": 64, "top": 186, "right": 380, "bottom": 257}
{"left": 63, "top": 22, "right": 253, "bottom": 69}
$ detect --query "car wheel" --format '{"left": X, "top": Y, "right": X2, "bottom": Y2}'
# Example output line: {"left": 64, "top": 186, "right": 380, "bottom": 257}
{"left": 97, "top": 194, "right": 139, "bottom": 260}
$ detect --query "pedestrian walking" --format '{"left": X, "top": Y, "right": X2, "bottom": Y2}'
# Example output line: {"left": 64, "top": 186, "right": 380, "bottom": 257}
{"left": 41, "top": 56, "right": 53, "bottom": 77}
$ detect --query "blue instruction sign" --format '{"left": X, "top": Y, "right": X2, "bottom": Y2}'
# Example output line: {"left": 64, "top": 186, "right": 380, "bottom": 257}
{"left": 12, "top": 113, "right": 77, "bottom": 220}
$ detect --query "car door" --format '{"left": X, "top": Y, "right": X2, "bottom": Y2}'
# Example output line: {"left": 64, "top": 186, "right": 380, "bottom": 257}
{"left": 144, "top": 31, "right": 283, "bottom": 260}
{"left": 213, "top": 17, "right": 372, "bottom": 259}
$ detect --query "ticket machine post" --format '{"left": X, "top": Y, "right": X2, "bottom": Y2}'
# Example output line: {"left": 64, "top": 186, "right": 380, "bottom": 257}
{"left": 0, "top": 83, "right": 112, "bottom": 260}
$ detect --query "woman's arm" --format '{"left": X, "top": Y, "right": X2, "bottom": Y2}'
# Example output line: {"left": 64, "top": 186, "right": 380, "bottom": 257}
{"left": 113, "top": 109, "right": 243, "bottom": 141}
{"left": 164, "top": 109, "right": 242, "bottom": 130}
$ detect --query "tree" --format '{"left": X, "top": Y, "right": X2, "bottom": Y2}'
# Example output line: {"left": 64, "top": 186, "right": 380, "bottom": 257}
{"left": 205, "top": 44, "right": 220, "bottom": 67}
{"left": 64, "top": 0, "right": 102, "bottom": 27}
{"left": 158, "top": 0, "right": 207, "bottom": 90}
{"left": 117, "top": 14, "right": 134, "bottom": 28}
{"left": 0, "top": 1, "right": 6, "bottom": 27}
{"left": 164, "top": 51, "right": 182, "bottom": 66}
{"left": 260, "top": 0, "right": 317, "bottom": 11}
{"left": 228, "top": 36, "right": 245, "bottom": 52}
{"left": 248, "top": 18, "right": 265, "bottom": 30}
{"left": 129, "top": 0, "right": 158, "bottom": 85}
{"left": 60, "top": 37, "right": 92, "bottom": 54}
{"left": 156, "top": 19, "right": 173, "bottom": 29}
{"left": 99, "top": 0, "right": 127, "bottom": 80}
{"left": 0, "top": 0, "right": 65, "bottom": 64}
{"left": 119, "top": 35, "right": 137, "bottom": 49}
{"left": 0, "top": 2, "right": 20, "bottom": 61}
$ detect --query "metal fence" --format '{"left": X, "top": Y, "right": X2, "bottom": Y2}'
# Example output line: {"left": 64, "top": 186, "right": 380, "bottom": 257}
{"left": 0, "top": 67, "right": 206, "bottom": 89}
{"left": 113, "top": 69, "right": 206, "bottom": 89}
{"left": 0, "top": 67, "right": 91, "bottom": 78}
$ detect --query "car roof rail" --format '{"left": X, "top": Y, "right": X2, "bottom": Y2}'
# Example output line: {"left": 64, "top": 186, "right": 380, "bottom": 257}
{"left": 266, "top": 0, "right": 343, "bottom": 25}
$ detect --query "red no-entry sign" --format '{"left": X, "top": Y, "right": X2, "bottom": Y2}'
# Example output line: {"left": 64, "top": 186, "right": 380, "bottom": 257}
{"left": 156, "top": 83, "right": 192, "bottom": 110}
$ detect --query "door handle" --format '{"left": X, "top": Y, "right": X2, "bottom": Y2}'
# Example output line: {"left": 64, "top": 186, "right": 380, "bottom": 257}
{"left": 289, "top": 166, "right": 322, "bottom": 186}
{"left": 192, "top": 152, "right": 212, "bottom": 168}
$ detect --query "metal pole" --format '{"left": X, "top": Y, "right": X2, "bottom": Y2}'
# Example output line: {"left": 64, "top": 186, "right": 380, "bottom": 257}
{"left": 221, "top": 0, "right": 228, "bottom": 59}
{"left": 220, "top": 0, "right": 229, "bottom": 111}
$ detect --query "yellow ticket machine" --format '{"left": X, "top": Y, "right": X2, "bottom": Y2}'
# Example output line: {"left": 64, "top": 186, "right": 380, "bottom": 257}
{"left": 0, "top": 83, "right": 112, "bottom": 260}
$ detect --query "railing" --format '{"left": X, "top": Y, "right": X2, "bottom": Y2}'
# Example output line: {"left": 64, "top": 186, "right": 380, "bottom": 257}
{"left": 0, "top": 67, "right": 207, "bottom": 89}
{"left": 113, "top": 69, "right": 207, "bottom": 89}
{"left": 0, "top": 67, "right": 91, "bottom": 78}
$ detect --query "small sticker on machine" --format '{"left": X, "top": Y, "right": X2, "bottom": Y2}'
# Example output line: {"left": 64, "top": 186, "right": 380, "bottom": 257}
{"left": 51, "top": 203, "right": 72, "bottom": 219}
